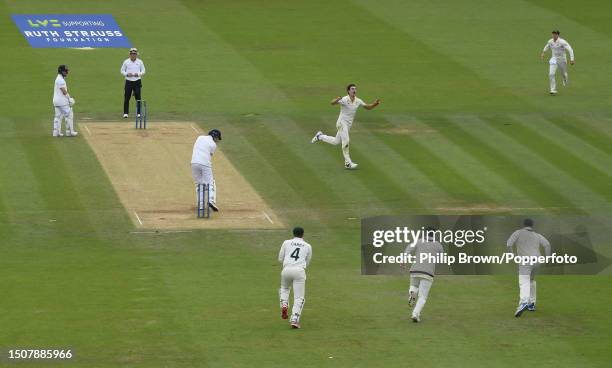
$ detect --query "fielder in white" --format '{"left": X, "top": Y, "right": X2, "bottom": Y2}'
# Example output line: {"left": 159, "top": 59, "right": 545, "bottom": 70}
{"left": 191, "top": 129, "right": 222, "bottom": 212}
{"left": 278, "top": 227, "right": 312, "bottom": 329}
{"left": 52, "top": 65, "right": 78, "bottom": 137}
{"left": 541, "top": 30, "right": 575, "bottom": 95}
{"left": 506, "top": 218, "right": 551, "bottom": 317}
{"left": 311, "top": 84, "right": 380, "bottom": 169}
{"left": 402, "top": 229, "right": 444, "bottom": 323}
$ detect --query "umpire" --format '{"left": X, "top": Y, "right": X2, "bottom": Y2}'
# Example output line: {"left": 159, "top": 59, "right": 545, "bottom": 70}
{"left": 120, "top": 47, "right": 146, "bottom": 118}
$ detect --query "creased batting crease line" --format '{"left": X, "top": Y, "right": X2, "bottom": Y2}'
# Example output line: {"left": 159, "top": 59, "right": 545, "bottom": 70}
{"left": 134, "top": 211, "right": 143, "bottom": 225}
{"left": 263, "top": 211, "right": 274, "bottom": 224}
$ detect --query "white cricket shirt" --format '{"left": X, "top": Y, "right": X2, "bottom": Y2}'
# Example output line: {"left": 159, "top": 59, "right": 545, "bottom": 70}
{"left": 53, "top": 74, "right": 69, "bottom": 107}
{"left": 278, "top": 237, "right": 312, "bottom": 269}
{"left": 120, "top": 58, "right": 146, "bottom": 81}
{"left": 405, "top": 239, "right": 444, "bottom": 280}
{"left": 337, "top": 95, "right": 365, "bottom": 127}
{"left": 543, "top": 38, "right": 574, "bottom": 62}
{"left": 507, "top": 227, "right": 551, "bottom": 258}
{"left": 191, "top": 135, "right": 217, "bottom": 167}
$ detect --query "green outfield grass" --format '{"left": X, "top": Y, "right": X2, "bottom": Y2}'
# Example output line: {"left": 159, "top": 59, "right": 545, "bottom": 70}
{"left": 1, "top": 0, "right": 611, "bottom": 367}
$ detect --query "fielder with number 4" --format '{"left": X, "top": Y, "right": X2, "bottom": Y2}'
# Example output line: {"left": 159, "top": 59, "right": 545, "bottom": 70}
{"left": 278, "top": 227, "right": 312, "bottom": 329}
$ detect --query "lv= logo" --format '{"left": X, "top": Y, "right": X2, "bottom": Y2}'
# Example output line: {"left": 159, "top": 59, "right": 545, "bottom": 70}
{"left": 27, "top": 19, "right": 61, "bottom": 27}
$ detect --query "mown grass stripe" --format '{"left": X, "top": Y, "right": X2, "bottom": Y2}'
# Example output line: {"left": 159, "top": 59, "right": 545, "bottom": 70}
{"left": 449, "top": 115, "right": 612, "bottom": 213}
{"left": 449, "top": 114, "right": 612, "bottom": 214}
{"left": 546, "top": 114, "right": 612, "bottom": 156}
{"left": 511, "top": 114, "right": 612, "bottom": 172}
{"left": 384, "top": 114, "right": 532, "bottom": 209}
{"left": 13, "top": 126, "right": 96, "bottom": 235}
{"left": 484, "top": 115, "right": 612, "bottom": 202}
{"left": 427, "top": 115, "right": 581, "bottom": 212}
{"left": 372, "top": 123, "right": 495, "bottom": 205}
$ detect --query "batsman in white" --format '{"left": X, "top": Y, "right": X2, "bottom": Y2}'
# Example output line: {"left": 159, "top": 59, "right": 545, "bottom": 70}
{"left": 311, "top": 84, "right": 380, "bottom": 169}
{"left": 401, "top": 228, "right": 444, "bottom": 323}
{"left": 540, "top": 30, "right": 575, "bottom": 95}
{"left": 506, "top": 218, "right": 551, "bottom": 317}
{"left": 191, "top": 129, "right": 222, "bottom": 212}
{"left": 52, "top": 65, "right": 78, "bottom": 137}
{"left": 278, "top": 226, "right": 312, "bottom": 329}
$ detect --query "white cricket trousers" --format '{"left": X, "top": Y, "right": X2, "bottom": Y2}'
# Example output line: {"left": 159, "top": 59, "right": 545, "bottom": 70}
{"left": 53, "top": 105, "right": 74, "bottom": 135}
{"left": 191, "top": 163, "right": 216, "bottom": 205}
{"left": 549, "top": 59, "right": 568, "bottom": 92}
{"left": 279, "top": 267, "right": 306, "bottom": 322}
{"left": 409, "top": 276, "right": 433, "bottom": 318}
{"left": 518, "top": 264, "right": 537, "bottom": 305}
{"left": 319, "top": 121, "right": 352, "bottom": 164}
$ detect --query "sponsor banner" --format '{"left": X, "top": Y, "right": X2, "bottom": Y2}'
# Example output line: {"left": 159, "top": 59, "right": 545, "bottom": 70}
{"left": 11, "top": 14, "right": 131, "bottom": 48}
{"left": 361, "top": 215, "right": 611, "bottom": 275}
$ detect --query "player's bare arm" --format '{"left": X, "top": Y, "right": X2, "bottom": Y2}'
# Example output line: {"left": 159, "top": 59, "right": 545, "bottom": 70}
{"left": 363, "top": 99, "right": 381, "bottom": 110}
{"left": 330, "top": 96, "right": 342, "bottom": 105}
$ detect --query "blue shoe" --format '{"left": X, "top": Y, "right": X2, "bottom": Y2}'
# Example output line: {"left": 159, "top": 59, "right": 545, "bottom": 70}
{"left": 515, "top": 302, "right": 529, "bottom": 318}
{"left": 527, "top": 303, "right": 536, "bottom": 312}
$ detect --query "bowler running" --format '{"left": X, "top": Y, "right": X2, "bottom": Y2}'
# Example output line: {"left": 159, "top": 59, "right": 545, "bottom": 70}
{"left": 311, "top": 84, "right": 380, "bottom": 169}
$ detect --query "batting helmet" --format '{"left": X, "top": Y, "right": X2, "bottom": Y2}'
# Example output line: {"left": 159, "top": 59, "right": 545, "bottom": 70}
{"left": 208, "top": 129, "right": 222, "bottom": 140}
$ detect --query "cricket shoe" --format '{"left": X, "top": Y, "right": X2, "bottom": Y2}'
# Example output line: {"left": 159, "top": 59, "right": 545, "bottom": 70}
{"left": 53, "top": 130, "right": 64, "bottom": 137}
{"left": 66, "top": 131, "right": 78, "bottom": 137}
{"left": 281, "top": 305, "right": 288, "bottom": 320}
{"left": 311, "top": 131, "right": 322, "bottom": 143}
{"left": 345, "top": 162, "right": 358, "bottom": 170}
{"left": 411, "top": 314, "right": 420, "bottom": 323}
{"left": 123, "top": 113, "right": 128, "bottom": 118}
{"left": 550, "top": 90, "right": 558, "bottom": 95}
{"left": 527, "top": 303, "right": 536, "bottom": 312}
{"left": 209, "top": 203, "right": 219, "bottom": 212}
{"left": 514, "top": 302, "right": 529, "bottom": 317}
{"left": 290, "top": 321, "right": 301, "bottom": 329}
{"left": 408, "top": 291, "right": 416, "bottom": 307}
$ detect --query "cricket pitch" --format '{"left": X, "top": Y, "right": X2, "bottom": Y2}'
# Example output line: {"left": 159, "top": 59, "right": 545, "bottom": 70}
{"left": 82, "top": 122, "right": 282, "bottom": 230}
